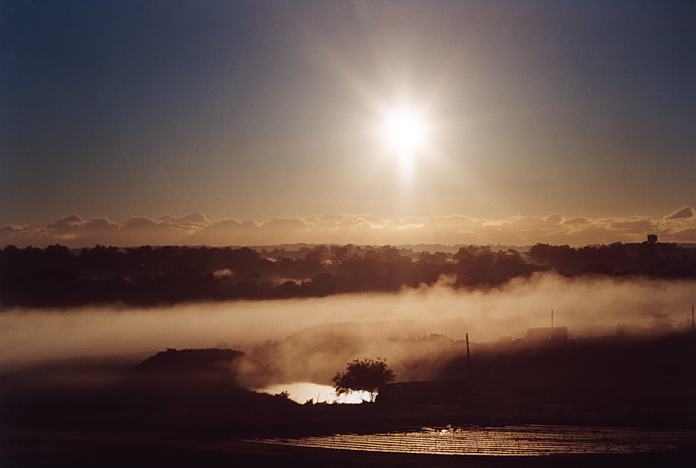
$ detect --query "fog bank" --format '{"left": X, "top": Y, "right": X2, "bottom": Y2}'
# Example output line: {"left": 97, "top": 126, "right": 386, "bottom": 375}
{"left": 1, "top": 274, "right": 694, "bottom": 372}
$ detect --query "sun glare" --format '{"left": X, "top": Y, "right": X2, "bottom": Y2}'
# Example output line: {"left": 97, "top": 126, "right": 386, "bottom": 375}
{"left": 382, "top": 104, "right": 428, "bottom": 158}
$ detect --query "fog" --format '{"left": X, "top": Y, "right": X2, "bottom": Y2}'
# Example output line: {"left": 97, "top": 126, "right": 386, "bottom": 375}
{"left": 1, "top": 273, "right": 694, "bottom": 381}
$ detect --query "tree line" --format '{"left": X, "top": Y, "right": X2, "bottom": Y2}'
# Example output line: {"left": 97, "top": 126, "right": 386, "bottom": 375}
{"left": 1, "top": 241, "right": 694, "bottom": 307}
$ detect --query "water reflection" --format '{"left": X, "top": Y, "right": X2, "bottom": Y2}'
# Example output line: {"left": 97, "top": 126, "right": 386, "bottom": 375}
{"left": 257, "top": 382, "right": 372, "bottom": 404}
{"left": 250, "top": 425, "right": 696, "bottom": 456}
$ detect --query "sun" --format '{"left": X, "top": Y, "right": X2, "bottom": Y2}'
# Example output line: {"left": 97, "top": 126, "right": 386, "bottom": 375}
{"left": 382, "top": 104, "right": 428, "bottom": 157}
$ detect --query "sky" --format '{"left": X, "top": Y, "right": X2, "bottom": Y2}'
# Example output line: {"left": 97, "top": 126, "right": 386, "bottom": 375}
{"left": 1, "top": 0, "right": 694, "bottom": 245}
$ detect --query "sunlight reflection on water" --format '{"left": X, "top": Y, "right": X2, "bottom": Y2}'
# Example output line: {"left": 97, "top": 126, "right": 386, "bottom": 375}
{"left": 257, "top": 382, "right": 372, "bottom": 404}
{"left": 250, "top": 425, "right": 696, "bottom": 456}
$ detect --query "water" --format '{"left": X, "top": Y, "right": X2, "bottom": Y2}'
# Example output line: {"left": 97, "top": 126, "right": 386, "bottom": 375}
{"left": 249, "top": 425, "right": 696, "bottom": 456}
{"left": 256, "top": 382, "right": 372, "bottom": 404}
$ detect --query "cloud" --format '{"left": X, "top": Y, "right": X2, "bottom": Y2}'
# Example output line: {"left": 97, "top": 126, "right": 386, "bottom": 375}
{"left": 665, "top": 206, "right": 695, "bottom": 220}
{"left": 607, "top": 218, "right": 657, "bottom": 232}
{"left": 1, "top": 207, "right": 696, "bottom": 247}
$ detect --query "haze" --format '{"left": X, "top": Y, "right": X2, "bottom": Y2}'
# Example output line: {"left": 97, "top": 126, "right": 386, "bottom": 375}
{"left": 2, "top": 274, "right": 693, "bottom": 375}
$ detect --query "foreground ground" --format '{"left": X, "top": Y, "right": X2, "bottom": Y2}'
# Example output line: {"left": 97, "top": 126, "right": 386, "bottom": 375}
{"left": 1, "top": 332, "right": 695, "bottom": 466}
{"left": 2, "top": 429, "right": 695, "bottom": 468}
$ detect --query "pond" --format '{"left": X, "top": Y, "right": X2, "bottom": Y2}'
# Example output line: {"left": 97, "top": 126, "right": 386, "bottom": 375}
{"left": 249, "top": 425, "right": 696, "bottom": 456}
{"left": 256, "top": 382, "right": 372, "bottom": 404}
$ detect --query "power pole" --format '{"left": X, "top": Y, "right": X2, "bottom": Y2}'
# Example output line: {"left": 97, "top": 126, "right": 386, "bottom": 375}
{"left": 551, "top": 309, "right": 554, "bottom": 328}
{"left": 465, "top": 332, "right": 471, "bottom": 379}
{"left": 692, "top": 304, "right": 694, "bottom": 332}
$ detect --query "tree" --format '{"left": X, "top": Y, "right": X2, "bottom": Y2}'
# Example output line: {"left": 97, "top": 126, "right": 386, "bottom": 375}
{"left": 333, "top": 357, "right": 395, "bottom": 402}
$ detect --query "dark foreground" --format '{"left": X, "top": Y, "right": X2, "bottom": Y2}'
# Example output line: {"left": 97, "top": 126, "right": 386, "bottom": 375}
{"left": 2, "top": 333, "right": 695, "bottom": 467}
{"left": 2, "top": 430, "right": 695, "bottom": 468}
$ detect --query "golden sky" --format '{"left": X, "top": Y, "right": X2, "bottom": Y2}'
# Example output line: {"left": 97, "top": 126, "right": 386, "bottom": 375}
{"left": 1, "top": 1, "right": 693, "bottom": 244}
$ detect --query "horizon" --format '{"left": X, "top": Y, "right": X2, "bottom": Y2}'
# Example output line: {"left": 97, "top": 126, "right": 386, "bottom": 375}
{"left": 2, "top": 205, "right": 695, "bottom": 247}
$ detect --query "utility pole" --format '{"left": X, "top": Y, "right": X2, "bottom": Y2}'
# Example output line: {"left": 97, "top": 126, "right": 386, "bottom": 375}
{"left": 465, "top": 332, "right": 471, "bottom": 379}
{"left": 551, "top": 309, "right": 554, "bottom": 328}
{"left": 692, "top": 304, "right": 694, "bottom": 332}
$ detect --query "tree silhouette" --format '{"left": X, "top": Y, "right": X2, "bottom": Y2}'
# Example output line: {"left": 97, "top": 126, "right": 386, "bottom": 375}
{"left": 333, "top": 357, "right": 395, "bottom": 402}
{"left": 2, "top": 242, "right": 695, "bottom": 307}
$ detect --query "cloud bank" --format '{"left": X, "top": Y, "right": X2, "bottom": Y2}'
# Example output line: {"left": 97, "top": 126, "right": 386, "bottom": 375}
{"left": 1, "top": 207, "right": 695, "bottom": 247}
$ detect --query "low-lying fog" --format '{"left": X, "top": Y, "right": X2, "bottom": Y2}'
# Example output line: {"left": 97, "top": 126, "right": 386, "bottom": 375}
{"left": 1, "top": 273, "right": 694, "bottom": 384}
